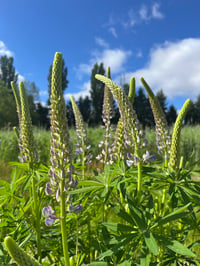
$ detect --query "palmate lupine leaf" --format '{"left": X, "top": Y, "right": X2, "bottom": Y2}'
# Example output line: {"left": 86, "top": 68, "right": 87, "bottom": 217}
{"left": 4, "top": 236, "right": 41, "bottom": 266}
{"left": 169, "top": 99, "right": 191, "bottom": 171}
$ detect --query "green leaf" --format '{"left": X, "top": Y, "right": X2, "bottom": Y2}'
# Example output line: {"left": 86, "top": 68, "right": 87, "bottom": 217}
{"left": 139, "top": 253, "right": 151, "bottom": 266}
{"left": 79, "top": 180, "right": 105, "bottom": 187}
{"left": 144, "top": 231, "right": 159, "bottom": 255}
{"left": 113, "top": 205, "right": 135, "bottom": 225}
{"left": 98, "top": 249, "right": 114, "bottom": 260}
{"left": 102, "top": 222, "right": 136, "bottom": 233}
{"left": 88, "top": 263, "right": 108, "bottom": 266}
{"left": 127, "top": 199, "right": 147, "bottom": 231}
{"left": 151, "top": 202, "right": 191, "bottom": 229}
{"left": 67, "top": 186, "right": 102, "bottom": 194}
{"left": 166, "top": 239, "right": 195, "bottom": 257}
{"left": 156, "top": 235, "right": 196, "bottom": 257}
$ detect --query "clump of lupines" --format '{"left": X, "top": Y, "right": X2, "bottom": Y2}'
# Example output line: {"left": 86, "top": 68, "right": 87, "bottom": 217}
{"left": 4, "top": 236, "right": 41, "bottom": 266}
{"left": 141, "top": 77, "right": 171, "bottom": 165}
{"left": 169, "top": 99, "right": 191, "bottom": 171}
{"left": 97, "top": 67, "right": 115, "bottom": 164}
{"left": 12, "top": 81, "right": 37, "bottom": 164}
{"left": 70, "top": 95, "right": 92, "bottom": 178}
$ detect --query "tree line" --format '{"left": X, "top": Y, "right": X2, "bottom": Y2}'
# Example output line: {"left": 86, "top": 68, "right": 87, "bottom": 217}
{"left": 0, "top": 54, "right": 199, "bottom": 129}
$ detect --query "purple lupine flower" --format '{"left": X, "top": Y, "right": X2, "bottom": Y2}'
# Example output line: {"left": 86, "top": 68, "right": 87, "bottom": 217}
{"left": 45, "top": 183, "right": 53, "bottom": 195}
{"left": 73, "top": 204, "right": 83, "bottom": 214}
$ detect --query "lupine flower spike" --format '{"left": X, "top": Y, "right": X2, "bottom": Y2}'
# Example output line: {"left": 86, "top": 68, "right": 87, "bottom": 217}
{"left": 97, "top": 67, "right": 114, "bottom": 165}
{"left": 12, "top": 81, "right": 41, "bottom": 260}
{"left": 140, "top": 77, "right": 171, "bottom": 167}
{"left": 95, "top": 74, "right": 144, "bottom": 199}
{"left": 43, "top": 52, "right": 82, "bottom": 266}
{"left": 4, "top": 236, "right": 41, "bottom": 266}
{"left": 70, "top": 95, "right": 92, "bottom": 179}
{"left": 11, "top": 81, "right": 21, "bottom": 130}
{"left": 12, "top": 82, "right": 37, "bottom": 164}
{"left": 169, "top": 99, "right": 191, "bottom": 171}
{"left": 111, "top": 77, "right": 135, "bottom": 163}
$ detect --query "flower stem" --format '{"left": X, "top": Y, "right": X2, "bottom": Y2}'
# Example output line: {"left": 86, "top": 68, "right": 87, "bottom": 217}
{"left": 32, "top": 173, "right": 41, "bottom": 262}
{"left": 60, "top": 179, "right": 70, "bottom": 266}
{"left": 137, "top": 161, "right": 142, "bottom": 200}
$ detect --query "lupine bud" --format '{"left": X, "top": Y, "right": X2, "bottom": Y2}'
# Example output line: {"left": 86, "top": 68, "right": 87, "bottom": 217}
{"left": 169, "top": 99, "right": 191, "bottom": 171}
{"left": 4, "top": 236, "right": 41, "bottom": 266}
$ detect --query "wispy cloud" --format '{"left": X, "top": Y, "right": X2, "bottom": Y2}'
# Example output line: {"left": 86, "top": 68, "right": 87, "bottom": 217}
{"left": 0, "top": 41, "right": 14, "bottom": 57}
{"left": 95, "top": 37, "right": 109, "bottom": 48}
{"left": 109, "top": 27, "right": 118, "bottom": 38}
{"left": 139, "top": 5, "right": 149, "bottom": 21}
{"left": 124, "top": 38, "right": 200, "bottom": 98}
{"left": 139, "top": 3, "right": 164, "bottom": 21}
{"left": 152, "top": 3, "right": 164, "bottom": 19}
{"left": 108, "top": 2, "right": 164, "bottom": 32}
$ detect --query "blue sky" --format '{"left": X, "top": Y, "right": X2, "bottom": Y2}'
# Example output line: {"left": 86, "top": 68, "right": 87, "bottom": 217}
{"left": 1, "top": 0, "right": 200, "bottom": 110}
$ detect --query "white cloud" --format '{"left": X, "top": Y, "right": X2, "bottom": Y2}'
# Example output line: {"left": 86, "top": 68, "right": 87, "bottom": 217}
{"left": 109, "top": 27, "right": 118, "bottom": 38}
{"left": 0, "top": 41, "right": 14, "bottom": 57}
{"left": 95, "top": 37, "right": 109, "bottom": 48}
{"left": 64, "top": 81, "right": 90, "bottom": 101}
{"left": 124, "top": 38, "right": 200, "bottom": 98}
{"left": 76, "top": 48, "right": 132, "bottom": 79}
{"left": 17, "top": 74, "right": 26, "bottom": 83}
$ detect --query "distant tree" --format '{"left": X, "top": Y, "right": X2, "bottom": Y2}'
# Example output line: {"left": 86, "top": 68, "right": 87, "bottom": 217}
{"left": 134, "top": 88, "right": 154, "bottom": 128}
{"left": 66, "top": 101, "right": 75, "bottom": 127}
{"left": 24, "top": 80, "right": 39, "bottom": 101}
{"left": 0, "top": 79, "right": 18, "bottom": 128}
{"left": 34, "top": 102, "right": 50, "bottom": 128}
{"left": 47, "top": 58, "right": 69, "bottom": 105}
{"left": 77, "top": 96, "right": 91, "bottom": 123}
{"left": 184, "top": 100, "right": 198, "bottom": 125}
{"left": 0, "top": 55, "right": 18, "bottom": 90}
{"left": 194, "top": 95, "right": 200, "bottom": 124}
{"left": 166, "top": 105, "right": 177, "bottom": 125}
{"left": 156, "top": 89, "right": 168, "bottom": 114}
{"left": 90, "top": 62, "right": 105, "bottom": 125}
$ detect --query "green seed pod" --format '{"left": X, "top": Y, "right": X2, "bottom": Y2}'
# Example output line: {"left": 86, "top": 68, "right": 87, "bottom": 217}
{"left": 4, "top": 236, "right": 41, "bottom": 266}
{"left": 169, "top": 99, "right": 191, "bottom": 171}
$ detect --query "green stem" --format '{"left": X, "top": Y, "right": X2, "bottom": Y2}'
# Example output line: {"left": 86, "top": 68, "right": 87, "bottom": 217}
{"left": 32, "top": 174, "right": 41, "bottom": 262}
{"left": 82, "top": 140, "right": 85, "bottom": 180}
{"left": 137, "top": 161, "right": 142, "bottom": 200}
{"left": 60, "top": 179, "right": 70, "bottom": 266}
{"left": 87, "top": 215, "right": 91, "bottom": 263}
